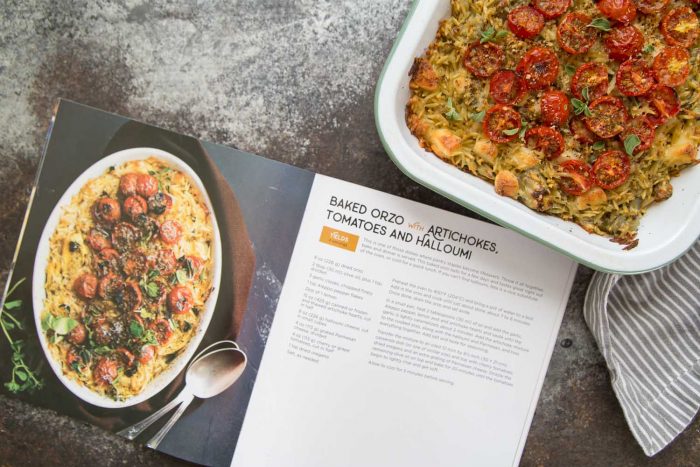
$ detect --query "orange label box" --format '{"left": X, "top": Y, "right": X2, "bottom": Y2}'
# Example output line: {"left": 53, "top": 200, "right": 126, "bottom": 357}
{"left": 319, "top": 226, "right": 359, "bottom": 252}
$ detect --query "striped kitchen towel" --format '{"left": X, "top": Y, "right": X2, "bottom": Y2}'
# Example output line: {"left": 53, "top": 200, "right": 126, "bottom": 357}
{"left": 584, "top": 240, "right": 700, "bottom": 456}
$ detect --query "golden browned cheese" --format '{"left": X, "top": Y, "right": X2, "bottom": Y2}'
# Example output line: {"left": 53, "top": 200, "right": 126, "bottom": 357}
{"left": 406, "top": 0, "right": 700, "bottom": 246}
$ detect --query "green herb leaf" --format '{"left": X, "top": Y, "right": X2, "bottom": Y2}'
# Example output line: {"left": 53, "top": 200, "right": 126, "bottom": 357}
{"left": 52, "top": 317, "right": 78, "bottom": 335}
{"left": 147, "top": 269, "right": 160, "bottom": 280}
{"left": 480, "top": 26, "right": 507, "bottom": 43}
{"left": 582, "top": 87, "right": 590, "bottom": 103}
{"left": 624, "top": 134, "right": 641, "bottom": 156}
{"left": 571, "top": 98, "right": 588, "bottom": 115}
{"left": 444, "top": 97, "right": 463, "bottom": 121}
{"left": 470, "top": 110, "right": 486, "bottom": 123}
{"left": 592, "top": 141, "right": 606, "bottom": 151}
{"left": 588, "top": 18, "right": 611, "bottom": 31}
{"left": 564, "top": 64, "right": 577, "bottom": 75}
{"left": 144, "top": 282, "right": 160, "bottom": 298}
{"left": 130, "top": 320, "right": 144, "bottom": 338}
{"left": 176, "top": 269, "right": 188, "bottom": 285}
{"left": 4, "top": 300, "right": 22, "bottom": 310}
{"left": 502, "top": 127, "right": 520, "bottom": 136}
{"left": 15, "top": 369, "right": 28, "bottom": 382}
{"left": 642, "top": 44, "right": 654, "bottom": 54}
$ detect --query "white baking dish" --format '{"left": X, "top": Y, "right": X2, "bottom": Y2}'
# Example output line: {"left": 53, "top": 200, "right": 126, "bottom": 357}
{"left": 374, "top": 0, "right": 700, "bottom": 274}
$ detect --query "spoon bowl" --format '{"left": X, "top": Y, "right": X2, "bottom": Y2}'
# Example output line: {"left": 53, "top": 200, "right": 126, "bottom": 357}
{"left": 188, "top": 348, "right": 247, "bottom": 399}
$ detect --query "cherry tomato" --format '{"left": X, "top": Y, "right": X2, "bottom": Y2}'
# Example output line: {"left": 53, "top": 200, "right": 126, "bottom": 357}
{"left": 93, "top": 357, "right": 118, "bottom": 385}
{"left": 653, "top": 46, "right": 690, "bottom": 87}
{"left": 525, "top": 126, "right": 566, "bottom": 160}
{"left": 66, "top": 348, "right": 84, "bottom": 369}
{"left": 619, "top": 117, "right": 656, "bottom": 154}
{"left": 516, "top": 47, "right": 560, "bottom": 90}
{"left": 508, "top": 6, "right": 545, "bottom": 39}
{"left": 159, "top": 220, "right": 183, "bottom": 245}
{"left": 592, "top": 150, "right": 631, "bottom": 189}
{"left": 533, "top": 0, "right": 572, "bottom": 20}
{"left": 559, "top": 160, "right": 594, "bottom": 195}
{"left": 114, "top": 280, "right": 143, "bottom": 314}
{"left": 585, "top": 96, "right": 629, "bottom": 138}
{"left": 168, "top": 285, "right": 194, "bottom": 314}
{"left": 661, "top": 7, "right": 699, "bottom": 48}
{"left": 616, "top": 59, "right": 654, "bottom": 96}
{"left": 115, "top": 348, "right": 136, "bottom": 368}
{"left": 597, "top": 0, "right": 637, "bottom": 24}
{"left": 111, "top": 222, "right": 142, "bottom": 252}
{"left": 150, "top": 318, "right": 173, "bottom": 345}
{"left": 138, "top": 345, "right": 156, "bottom": 364}
{"left": 635, "top": 0, "right": 669, "bottom": 14}
{"left": 119, "top": 173, "right": 139, "bottom": 197}
{"left": 123, "top": 195, "right": 148, "bottom": 221}
{"left": 643, "top": 84, "right": 680, "bottom": 126}
{"left": 489, "top": 70, "right": 526, "bottom": 105}
{"left": 570, "top": 117, "right": 598, "bottom": 144}
{"left": 120, "top": 250, "right": 148, "bottom": 278}
{"left": 603, "top": 25, "right": 643, "bottom": 61}
{"left": 67, "top": 322, "right": 87, "bottom": 345}
{"left": 92, "top": 198, "right": 121, "bottom": 225}
{"left": 483, "top": 104, "right": 522, "bottom": 143}
{"left": 557, "top": 13, "right": 597, "bottom": 54}
{"left": 136, "top": 174, "right": 159, "bottom": 198}
{"left": 149, "top": 249, "right": 178, "bottom": 276}
{"left": 463, "top": 42, "right": 504, "bottom": 79}
{"left": 180, "top": 255, "right": 205, "bottom": 278}
{"left": 98, "top": 272, "right": 123, "bottom": 300}
{"left": 147, "top": 192, "right": 173, "bottom": 216}
{"left": 86, "top": 227, "right": 112, "bottom": 251}
{"left": 541, "top": 90, "right": 571, "bottom": 126}
{"left": 95, "top": 248, "right": 120, "bottom": 277}
{"left": 73, "top": 273, "right": 97, "bottom": 299}
{"left": 571, "top": 62, "right": 609, "bottom": 101}
{"left": 92, "top": 317, "right": 114, "bottom": 346}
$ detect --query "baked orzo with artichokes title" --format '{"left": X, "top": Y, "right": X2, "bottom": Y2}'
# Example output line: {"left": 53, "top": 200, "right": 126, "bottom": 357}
{"left": 407, "top": 0, "right": 699, "bottom": 248}
{"left": 42, "top": 157, "right": 214, "bottom": 401}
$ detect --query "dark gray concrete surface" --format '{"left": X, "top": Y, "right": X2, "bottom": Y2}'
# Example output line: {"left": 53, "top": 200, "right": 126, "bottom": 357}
{"left": 0, "top": 1, "right": 697, "bottom": 466}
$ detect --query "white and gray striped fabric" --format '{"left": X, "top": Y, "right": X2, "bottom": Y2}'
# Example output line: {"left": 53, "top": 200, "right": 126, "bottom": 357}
{"left": 584, "top": 240, "right": 700, "bottom": 456}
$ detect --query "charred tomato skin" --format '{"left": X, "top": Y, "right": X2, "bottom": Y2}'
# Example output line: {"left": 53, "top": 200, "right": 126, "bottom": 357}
{"left": 516, "top": 46, "right": 560, "bottom": 90}
{"left": 585, "top": 96, "right": 629, "bottom": 139}
{"left": 482, "top": 104, "right": 522, "bottom": 143}
{"left": 592, "top": 150, "right": 631, "bottom": 190}
{"left": 559, "top": 160, "right": 594, "bottom": 196}
{"left": 508, "top": 6, "right": 545, "bottom": 39}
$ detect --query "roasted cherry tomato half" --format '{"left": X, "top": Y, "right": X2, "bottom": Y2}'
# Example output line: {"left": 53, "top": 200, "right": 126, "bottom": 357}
{"left": 516, "top": 47, "right": 560, "bottom": 90}
{"left": 592, "top": 150, "right": 631, "bottom": 190}
{"left": 558, "top": 160, "right": 594, "bottom": 196}
{"left": 616, "top": 59, "right": 654, "bottom": 96}
{"left": 585, "top": 96, "right": 629, "bottom": 138}
{"left": 653, "top": 46, "right": 690, "bottom": 87}
{"left": 533, "top": 0, "right": 572, "bottom": 20}
{"left": 619, "top": 117, "right": 656, "bottom": 155}
{"left": 115, "top": 348, "right": 136, "bottom": 369}
{"left": 135, "top": 173, "right": 159, "bottom": 198}
{"left": 489, "top": 70, "right": 526, "bottom": 105}
{"left": 525, "top": 126, "right": 566, "bottom": 160}
{"left": 603, "top": 25, "right": 643, "bottom": 61}
{"left": 67, "top": 322, "right": 87, "bottom": 345}
{"left": 73, "top": 273, "right": 98, "bottom": 300}
{"left": 597, "top": 0, "right": 637, "bottom": 24}
{"left": 661, "top": 7, "right": 699, "bottom": 48}
{"left": 150, "top": 318, "right": 173, "bottom": 345}
{"left": 148, "top": 248, "right": 178, "bottom": 276}
{"left": 138, "top": 345, "right": 156, "bottom": 364}
{"left": 643, "top": 85, "right": 680, "bottom": 127}
{"left": 120, "top": 249, "right": 148, "bottom": 278}
{"left": 86, "top": 227, "right": 112, "bottom": 251}
{"left": 93, "top": 357, "right": 118, "bottom": 385}
{"left": 111, "top": 221, "right": 142, "bottom": 253}
{"left": 123, "top": 195, "right": 148, "bottom": 221}
{"left": 570, "top": 117, "right": 598, "bottom": 144}
{"left": 147, "top": 192, "right": 173, "bottom": 216}
{"left": 570, "top": 62, "right": 609, "bottom": 101}
{"left": 113, "top": 280, "right": 143, "bottom": 314}
{"left": 463, "top": 42, "right": 504, "bottom": 78}
{"left": 92, "top": 198, "right": 121, "bottom": 225}
{"left": 483, "top": 104, "right": 522, "bottom": 143}
{"left": 168, "top": 285, "right": 194, "bottom": 315}
{"left": 159, "top": 220, "right": 183, "bottom": 245}
{"left": 508, "top": 6, "right": 545, "bottom": 39}
{"left": 119, "top": 173, "right": 139, "bottom": 197}
{"left": 557, "top": 13, "right": 596, "bottom": 54}
{"left": 98, "top": 272, "right": 123, "bottom": 300}
{"left": 540, "top": 90, "right": 571, "bottom": 127}
{"left": 635, "top": 0, "right": 669, "bottom": 14}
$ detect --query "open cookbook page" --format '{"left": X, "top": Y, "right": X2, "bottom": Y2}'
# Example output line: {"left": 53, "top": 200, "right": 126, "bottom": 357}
{"left": 0, "top": 101, "right": 576, "bottom": 467}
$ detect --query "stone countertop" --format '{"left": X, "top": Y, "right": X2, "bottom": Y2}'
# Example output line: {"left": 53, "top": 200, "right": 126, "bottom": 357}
{"left": 0, "top": 1, "right": 697, "bottom": 465}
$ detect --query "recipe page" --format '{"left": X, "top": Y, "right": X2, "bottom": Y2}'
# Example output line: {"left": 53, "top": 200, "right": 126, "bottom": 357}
{"left": 232, "top": 175, "right": 577, "bottom": 467}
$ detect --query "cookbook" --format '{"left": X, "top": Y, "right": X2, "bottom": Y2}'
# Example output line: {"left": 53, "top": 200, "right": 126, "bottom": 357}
{"left": 0, "top": 100, "right": 577, "bottom": 466}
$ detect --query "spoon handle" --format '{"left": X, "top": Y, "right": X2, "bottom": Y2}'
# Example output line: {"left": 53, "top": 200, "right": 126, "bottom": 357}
{"left": 146, "top": 392, "right": 195, "bottom": 449}
{"left": 117, "top": 390, "right": 189, "bottom": 440}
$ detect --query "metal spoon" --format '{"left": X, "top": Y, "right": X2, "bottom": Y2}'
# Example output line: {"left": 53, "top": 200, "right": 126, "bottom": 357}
{"left": 118, "top": 346, "right": 246, "bottom": 446}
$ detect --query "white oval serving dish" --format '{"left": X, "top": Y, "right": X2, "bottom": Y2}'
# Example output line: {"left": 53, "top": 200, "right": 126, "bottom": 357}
{"left": 374, "top": 0, "right": 699, "bottom": 274}
{"left": 32, "top": 147, "right": 223, "bottom": 408}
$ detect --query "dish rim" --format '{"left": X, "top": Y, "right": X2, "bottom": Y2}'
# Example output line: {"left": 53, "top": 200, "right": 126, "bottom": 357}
{"left": 374, "top": 0, "right": 700, "bottom": 275}
{"left": 32, "top": 147, "right": 223, "bottom": 409}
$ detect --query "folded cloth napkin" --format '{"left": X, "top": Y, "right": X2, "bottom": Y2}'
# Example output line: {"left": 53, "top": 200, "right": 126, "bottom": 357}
{"left": 584, "top": 240, "right": 700, "bottom": 456}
